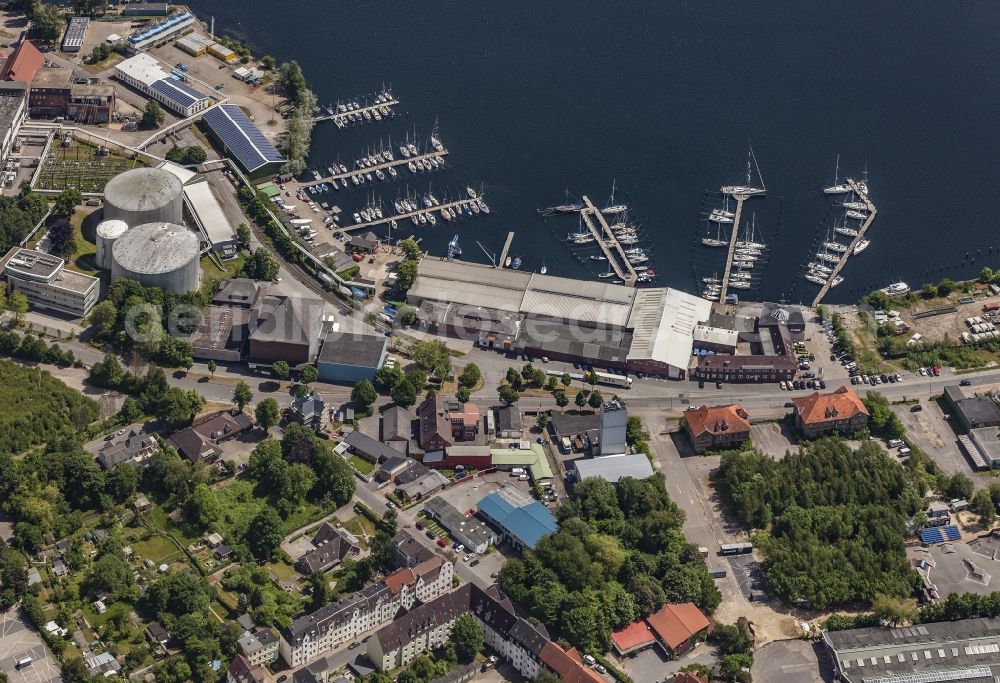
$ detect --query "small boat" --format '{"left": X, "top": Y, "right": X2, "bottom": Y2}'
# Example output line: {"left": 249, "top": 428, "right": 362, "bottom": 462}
{"left": 411, "top": 215, "right": 419, "bottom": 225}
{"left": 598, "top": 272, "right": 615, "bottom": 279}
{"left": 603, "top": 204, "right": 628, "bottom": 214}
{"left": 823, "top": 155, "right": 851, "bottom": 194}
{"left": 505, "top": 257, "right": 512, "bottom": 267}
{"left": 807, "top": 262, "right": 832, "bottom": 275}
{"left": 401, "top": 145, "right": 410, "bottom": 158}
{"left": 629, "top": 255, "right": 649, "bottom": 264}
{"left": 702, "top": 237, "right": 728, "bottom": 247}
{"left": 540, "top": 261, "right": 548, "bottom": 275}
{"left": 388, "top": 167, "right": 398, "bottom": 178}
{"left": 816, "top": 252, "right": 840, "bottom": 264}
{"left": 736, "top": 241, "right": 765, "bottom": 249}
{"left": 408, "top": 161, "right": 417, "bottom": 173}
{"left": 430, "top": 194, "right": 440, "bottom": 206}
{"left": 471, "top": 202, "right": 481, "bottom": 214}
{"left": 831, "top": 276, "right": 844, "bottom": 287}
{"left": 804, "top": 272, "right": 827, "bottom": 285}
{"left": 729, "top": 280, "right": 751, "bottom": 290}
{"left": 511, "top": 257, "right": 522, "bottom": 269}
{"left": 418, "top": 212, "right": 427, "bottom": 225}
{"left": 363, "top": 110, "right": 371, "bottom": 121}
{"left": 365, "top": 172, "right": 373, "bottom": 181}
{"left": 353, "top": 212, "right": 361, "bottom": 223}
{"left": 480, "top": 200, "right": 491, "bottom": 214}
{"left": 590, "top": 255, "right": 607, "bottom": 261}
{"left": 842, "top": 201, "right": 866, "bottom": 211}
{"left": 467, "top": 186, "right": 479, "bottom": 199}
{"left": 375, "top": 169, "right": 385, "bottom": 181}
{"left": 709, "top": 209, "right": 734, "bottom": 224}
{"left": 703, "top": 277, "right": 721, "bottom": 284}
{"left": 854, "top": 239, "right": 871, "bottom": 255}
{"left": 427, "top": 213, "right": 437, "bottom": 226}
{"left": 552, "top": 203, "right": 583, "bottom": 213}
{"left": 845, "top": 210, "right": 868, "bottom": 220}
{"left": 390, "top": 219, "right": 398, "bottom": 230}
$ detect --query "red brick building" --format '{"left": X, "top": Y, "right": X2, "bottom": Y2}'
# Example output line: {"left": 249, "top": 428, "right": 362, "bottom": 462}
{"left": 645, "top": 603, "right": 713, "bottom": 658}
{"left": 792, "top": 386, "right": 869, "bottom": 439}
{"left": 683, "top": 404, "right": 751, "bottom": 454}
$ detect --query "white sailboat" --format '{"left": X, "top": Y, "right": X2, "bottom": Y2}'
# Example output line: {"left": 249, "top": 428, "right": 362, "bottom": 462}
{"left": 854, "top": 239, "right": 871, "bottom": 255}
{"left": 845, "top": 209, "right": 869, "bottom": 221}
{"left": 702, "top": 221, "right": 728, "bottom": 247}
{"left": 603, "top": 180, "right": 628, "bottom": 214}
{"left": 824, "top": 154, "right": 852, "bottom": 194}
{"left": 721, "top": 146, "right": 766, "bottom": 197}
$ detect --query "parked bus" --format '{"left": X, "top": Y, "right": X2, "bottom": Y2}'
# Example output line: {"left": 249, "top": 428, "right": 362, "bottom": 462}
{"left": 720, "top": 542, "right": 753, "bottom": 556}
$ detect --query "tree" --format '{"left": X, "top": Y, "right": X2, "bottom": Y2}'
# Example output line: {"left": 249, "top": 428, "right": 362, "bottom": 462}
{"left": 47, "top": 218, "right": 75, "bottom": 256}
{"left": 247, "top": 509, "right": 283, "bottom": 561}
{"left": 982, "top": 267, "right": 995, "bottom": 283}
{"left": 391, "top": 378, "right": 417, "bottom": 407}
{"left": 458, "top": 363, "right": 481, "bottom": 388}
{"left": 52, "top": 188, "right": 81, "bottom": 218}
{"left": 536, "top": 412, "right": 551, "bottom": 430}
{"left": 943, "top": 473, "right": 974, "bottom": 501}
{"left": 244, "top": 248, "right": 279, "bottom": 281}
{"left": 141, "top": 99, "right": 165, "bottom": 129}
{"left": 233, "top": 381, "right": 253, "bottom": 411}
{"left": 185, "top": 484, "right": 222, "bottom": 530}
{"left": 32, "top": 3, "right": 64, "bottom": 44}
{"left": 272, "top": 361, "right": 290, "bottom": 380}
{"left": 236, "top": 223, "right": 252, "bottom": 250}
{"left": 308, "top": 570, "right": 328, "bottom": 612}
{"left": 560, "top": 372, "right": 572, "bottom": 387}
{"left": 6, "top": 291, "right": 27, "bottom": 324}
{"left": 588, "top": 390, "right": 604, "bottom": 409}
{"left": 105, "top": 463, "right": 139, "bottom": 503}
{"left": 351, "top": 379, "right": 377, "bottom": 409}
{"left": 261, "top": 55, "right": 277, "bottom": 70}
{"left": 399, "top": 238, "right": 421, "bottom": 261}
{"left": 299, "top": 364, "right": 319, "bottom": 385}
{"left": 456, "top": 386, "right": 471, "bottom": 403}
{"left": 89, "top": 300, "right": 118, "bottom": 339}
{"left": 718, "top": 653, "right": 753, "bottom": 681}
{"left": 535, "top": 672, "right": 561, "bottom": 683}
{"left": 450, "top": 613, "right": 484, "bottom": 661}
{"left": 207, "top": 360, "right": 217, "bottom": 377}
{"left": 283, "top": 463, "right": 317, "bottom": 505}
{"left": 60, "top": 657, "right": 92, "bottom": 683}
{"left": 396, "top": 260, "right": 418, "bottom": 291}
{"left": 872, "top": 592, "right": 918, "bottom": 627}
{"left": 575, "top": 391, "right": 588, "bottom": 408}
{"left": 374, "top": 365, "right": 403, "bottom": 392}
{"left": 411, "top": 340, "right": 451, "bottom": 376}
{"left": 972, "top": 488, "right": 996, "bottom": 527}
{"left": 554, "top": 391, "right": 569, "bottom": 410}
{"left": 314, "top": 449, "right": 355, "bottom": 505}
{"left": 255, "top": 397, "right": 281, "bottom": 431}
{"left": 498, "top": 384, "right": 519, "bottom": 406}
{"left": 249, "top": 439, "right": 287, "bottom": 492}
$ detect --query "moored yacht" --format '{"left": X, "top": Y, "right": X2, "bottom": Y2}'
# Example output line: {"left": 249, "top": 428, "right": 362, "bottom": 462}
{"left": 854, "top": 239, "right": 871, "bottom": 255}
{"left": 880, "top": 282, "right": 910, "bottom": 297}
{"left": 823, "top": 241, "right": 848, "bottom": 253}
{"left": 845, "top": 210, "right": 868, "bottom": 220}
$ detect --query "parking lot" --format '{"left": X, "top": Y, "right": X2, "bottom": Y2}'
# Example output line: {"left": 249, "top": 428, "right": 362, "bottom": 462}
{"left": 910, "top": 538, "right": 997, "bottom": 598}
{"left": 620, "top": 643, "right": 716, "bottom": 683}
{"left": 749, "top": 422, "right": 800, "bottom": 459}
{"left": 0, "top": 608, "right": 61, "bottom": 683}
{"left": 727, "top": 554, "right": 769, "bottom": 602}
{"left": 893, "top": 402, "right": 983, "bottom": 485}
{"left": 751, "top": 639, "right": 832, "bottom": 683}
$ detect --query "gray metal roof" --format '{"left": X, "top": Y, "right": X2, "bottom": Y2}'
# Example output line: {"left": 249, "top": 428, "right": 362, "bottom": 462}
{"left": 104, "top": 167, "right": 183, "bottom": 213}
{"left": 573, "top": 453, "right": 654, "bottom": 483}
{"left": 112, "top": 222, "right": 199, "bottom": 274}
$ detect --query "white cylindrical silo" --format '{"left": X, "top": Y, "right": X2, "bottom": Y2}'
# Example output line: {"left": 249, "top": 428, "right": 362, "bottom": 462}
{"left": 95, "top": 219, "right": 128, "bottom": 270}
{"left": 103, "top": 167, "right": 184, "bottom": 227}
{"left": 111, "top": 222, "right": 200, "bottom": 293}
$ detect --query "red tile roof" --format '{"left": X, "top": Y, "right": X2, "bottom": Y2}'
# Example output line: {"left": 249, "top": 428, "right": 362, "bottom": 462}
{"left": 539, "top": 642, "right": 605, "bottom": 683}
{"left": 683, "top": 404, "right": 751, "bottom": 437}
{"left": 792, "top": 386, "right": 868, "bottom": 425}
{"left": 675, "top": 673, "right": 709, "bottom": 683}
{"left": 645, "top": 603, "right": 712, "bottom": 651}
{"left": 0, "top": 40, "right": 42, "bottom": 84}
{"left": 383, "top": 567, "right": 415, "bottom": 595}
{"left": 611, "top": 620, "right": 656, "bottom": 652}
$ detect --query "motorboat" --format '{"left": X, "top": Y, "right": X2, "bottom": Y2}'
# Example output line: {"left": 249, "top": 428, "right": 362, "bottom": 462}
{"left": 880, "top": 282, "right": 910, "bottom": 297}
{"left": 375, "top": 169, "right": 385, "bottom": 181}
{"left": 590, "top": 255, "right": 607, "bottom": 261}
{"left": 427, "top": 213, "right": 437, "bottom": 225}
{"left": 388, "top": 167, "right": 398, "bottom": 178}
{"left": 408, "top": 161, "right": 417, "bottom": 173}
{"left": 418, "top": 212, "right": 427, "bottom": 225}
{"left": 831, "top": 276, "right": 844, "bottom": 287}
{"left": 729, "top": 280, "right": 751, "bottom": 290}
{"left": 736, "top": 241, "right": 765, "bottom": 249}
{"left": 854, "top": 239, "right": 870, "bottom": 255}
{"left": 597, "top": 272, "right": 615, "bottom": 279}
{"left": 629, "top": 255, "right": 649, "bottom": 264}
{"left": 703, "top": 277, "right": 721, "bottom": 284}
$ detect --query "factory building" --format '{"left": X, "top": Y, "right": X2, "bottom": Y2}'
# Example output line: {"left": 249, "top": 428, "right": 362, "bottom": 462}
{"left": 409, "top": 259, "right": 712, "bottom": 378}
{"left": 127, "top": 11, "right": 196, "bottom": 51}
{"left": 0, "top": 248, "right": 99, "bottom": 317}
{"left": 0, "top": 82, "right": 26, "bottom": 167}
{"left": 61, "top": 17, "right": 89, "bottom": 53}
{"left": 103, "top": 167, "right": 184, "bottom": 226}
{"left": 202, "top": 104, "right": 285, "bottom": 177}
{"left": 111, "top": 222, "right": 200, "bottom": 293}
{"left": 28, "top": 66, "right": 116, "bottom": 124}
{"left": 114, "top": 52, "right": 210, "bottom": 116}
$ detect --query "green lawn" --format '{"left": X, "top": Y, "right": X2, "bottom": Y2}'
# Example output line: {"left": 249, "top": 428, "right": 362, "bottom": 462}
{"left": 266, "top": 558, "right": 298, "bottom": 582}
{"left": 341, "top": 515, "right": 376, "bottom": 547}
{"left": 66, "top": 210, "right": 99, "bottom": 276}
{"left": 143, "top": 506, "right": 202, "bottom": 548}
{"left": 349, "top": 455, "right": 375, "bottom": 475}
{"left": 201, "top": 253, "right": 246, "bottom": 281}
{"left": 214, "top": 479, "right": 329, "bottom": 540}
{"left": 131, "top": 535, "right": 181, "bottom": 565}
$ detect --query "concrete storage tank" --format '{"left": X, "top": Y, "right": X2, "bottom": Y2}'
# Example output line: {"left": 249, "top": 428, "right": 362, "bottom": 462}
{"left": 94, "top": 219, "right": 128, "bottom": 270}
{"left": 111, "top": 222, "right": 200, "bottom": 293}
{"left": 103, "top": 167, "right": 183, "bottom": 226}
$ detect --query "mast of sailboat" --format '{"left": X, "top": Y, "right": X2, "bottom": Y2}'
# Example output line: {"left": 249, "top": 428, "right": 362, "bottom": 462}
{"left": 607, "top": 178, "right": 616, "bottom": 210}
{"left": 477, "top": 241, "right": 497, "bottom": 268}
{"left": 833, "top": 154, "right": 840, "bottom": 186}
{"left": 750, "top": 145, "right": 765, "bottom": 191}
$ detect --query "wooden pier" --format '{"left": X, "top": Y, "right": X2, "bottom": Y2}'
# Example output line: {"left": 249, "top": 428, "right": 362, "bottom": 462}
{"left": 579, "top": 195, "right": 636, "bottom": 286}
{"left": 340, "top": 197, "right": 482, "bottom": 233}
{"left": 300, "top": 148, "right": 448, "bottom": 189}
{"left": 498, "top": 231, "right": 516, "bottom": 269}
{"left": 811, "top": 178, "right": 877, "bottom": 306}
{"left": 314, "top": 96, "right": 399, "bottom": 126}
{"left": 717, "top": 196, "right": 748, "bottom": 303}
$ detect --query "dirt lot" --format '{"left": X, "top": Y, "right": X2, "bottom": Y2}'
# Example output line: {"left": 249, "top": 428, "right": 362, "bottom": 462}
{"left": 750, "top": 422, "right": 800, "bottom": 459}
{"left": 898, "top": 286, "right": 1000, "bottom": 344}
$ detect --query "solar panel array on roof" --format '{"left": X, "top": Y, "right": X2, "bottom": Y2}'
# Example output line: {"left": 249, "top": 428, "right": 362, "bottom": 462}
{"left": 919, "top": 526, "right": 961, "bottom": 544}
{"left": 149, "top": 77, "right": 206, "bottom": 110}
{"left": 202, "top": 104, "right": 284, "bottom": 172}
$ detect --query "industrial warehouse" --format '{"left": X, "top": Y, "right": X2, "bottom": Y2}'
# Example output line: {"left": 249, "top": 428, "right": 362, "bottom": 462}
{"left": 409, "top": 258, "right": 716, "bottom": 378}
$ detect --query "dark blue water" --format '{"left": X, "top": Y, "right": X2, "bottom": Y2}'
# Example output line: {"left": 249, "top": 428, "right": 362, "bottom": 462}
{"left": 187, "top": 0, "right": 1000, "bottom": 304}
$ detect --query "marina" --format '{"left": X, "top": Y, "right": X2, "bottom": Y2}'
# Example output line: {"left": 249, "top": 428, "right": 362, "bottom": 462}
{"left": 810, "top": 177, "right": 878, "bottom": 306}
{"left": 577, "top": 195, "right": 638, "bottom": 286}
{"left": 711, "top": 148, "right": 766, "bottom": 302}
{"left": 314, "top": 90, "right": 400, "bottom": 128}
{"left": 300, "top": 143, "right": 448, "bottom": 190}
{"left": 340, "top": 188, "right": 487, "bottom": 233}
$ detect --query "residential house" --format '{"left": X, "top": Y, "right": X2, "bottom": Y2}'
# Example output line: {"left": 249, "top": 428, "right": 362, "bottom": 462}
{"left": 792, "top": 386, "right": 869, "bottom": 439}
{"left": 278, "top": 557, "right": 453, "bottom": 667}
{"left": 417, "top": 395, "right": 480, "bottom": 451}
{"left": 146, "top": 621, "right": 170, "bottom": 648}
{"left": 133, "top": 492, "right": 152, "bottom": 513}
{"left": 394, "top": 465, "right": 449, "bottom": 504}
{"left": 392, "top": 528, "right": 436, "bottom": 568}
{"left": 294, "top": 523, "right": 360, "bottom": 574}
{"left": 84, "top": 651, "right": 121, "bottom": 677}
{"left": 645, "top": 603, "right": 713, "bottom": 658}
{"left": 343, "top": 429, "right": 404, "bottom": 465}
{"left": 539, "top": 642, "right": 605, "bottom": 683}
{"left": 683, "top": 404, "right": 752, "bottom": 454}
{"left": 227, "top": 654, "right": 267, "bottom": 683}
{"left": 237, "top": 626, "right": 279, "bottom": 667}
{"left": 289, "top": 392, "right": 328, "bottom": 431}
{"left": 168, "top": 410, "right": 254, "bottom": 463}
{"left": 96, "top": 428, "right": 156, "bottom": 469}
{"left": 675, "top": 673, "right": 709, "bottom": 683}
{"left": 381, "top": 405, "right": 412, "bottom": 454}
{"left": 345, "top": 232, "right": 379, "bottom": 254}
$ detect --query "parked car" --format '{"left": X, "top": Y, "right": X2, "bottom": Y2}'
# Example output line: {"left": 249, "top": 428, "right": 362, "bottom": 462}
{"left": 784, "top": 401, "right": 795, "bottom": 408}
{"left": 470, "top": 559, "right": 480, "bottom": 567}
{"left": 425, "top": 530, "right": 435, "bottom": 539}
{"left": 960, "top": 379, "right": 972, "bottom": 386}
{"left": 910, "top": 404, "right": 923, "bottom": 412}
{"left": 437, "top": 539, "right": 447, "bottom": 547}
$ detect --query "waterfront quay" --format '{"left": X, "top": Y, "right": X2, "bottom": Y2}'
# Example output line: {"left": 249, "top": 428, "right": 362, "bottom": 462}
{"left": 314, "top": 94, "right": 400, "bottom": 127}
{"left": 300, "top": 147, "right": 449, "bottom": 189}
{"left": 718, "top": 195, "right": 749, "bottom": 303}
{"left": 342, "top": 196, "right": 483, "bottom": 232}
{"left": 579, "top": 195, "right": 637, "bottom": 285}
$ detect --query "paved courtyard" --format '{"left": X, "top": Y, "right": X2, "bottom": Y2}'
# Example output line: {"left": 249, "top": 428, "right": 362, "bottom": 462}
{"left": 751, "top": 639, "right": 832, "bottom": 683}
{"left": 0, "top": 607, "right": 61, "bottom": 683}
{"left": 749, "top": 422, "right": 800, "bottom": 459}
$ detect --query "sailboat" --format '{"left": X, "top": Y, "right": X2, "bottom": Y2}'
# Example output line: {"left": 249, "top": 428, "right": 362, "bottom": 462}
{"left": 603, "top": 180, "right": 628, "bottom": 214}
{"left": 721, "top": 146, "right": 766, "bottom": 197}
{"left": 823, "top": 155, "right": 852, "bottom": 194}
{"left": 702, "top": 220, "right": 728, "bottom": 247}
{"left": 854, "top": 239, "right": 871, "bottom": 255}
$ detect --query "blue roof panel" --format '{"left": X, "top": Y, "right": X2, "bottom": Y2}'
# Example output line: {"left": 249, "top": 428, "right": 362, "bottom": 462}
{"left": 477, "top": 492, "right": 557, "bottom": 550}
{"left": 150, "top": 78, "right": 206, "bottom": 110}
{"left": 202, "top": 104, "right": 284, "bottom": 172}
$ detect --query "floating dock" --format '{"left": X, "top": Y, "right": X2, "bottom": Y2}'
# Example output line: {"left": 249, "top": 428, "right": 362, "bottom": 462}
{"left": 341, "top": 196, "right": 484, "bottom": 233}
{"left": 314, "top": 94, "right": 400, "bottom": 127}
{"left": 579, "top": 195, "right": 636, "bottom": 286}
{"left": 717, "top": 196, "right": 749, "bottom": 303}
{"left": 497, "top": 231, "right": 515, "bottom": 269}
{"left": 811, "top": 178, "right": 877, "bottom": 306}
{"left": 301, "top": 147, "right": 449, "bottom": 190}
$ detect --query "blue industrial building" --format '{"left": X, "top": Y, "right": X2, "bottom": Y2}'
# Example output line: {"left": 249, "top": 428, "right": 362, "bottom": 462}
{"left": 476, "top": 488, "right": 557, "bottom": 551}
{"left": 202, "top": 104, "right": 285, "bottom": 177}
{"left": 316, "top": 328, "right": 387, "bottom": 384}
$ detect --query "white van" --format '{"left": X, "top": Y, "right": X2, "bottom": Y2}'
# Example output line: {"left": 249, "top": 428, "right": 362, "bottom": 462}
{"left": 16, "top": 656, "right": 32, "bottom": 670}
{"left": 510, "top": 468, "right": 525, "bottom": 476}
{"left": 888, "top": 439, "right": 904, "bottom": 448}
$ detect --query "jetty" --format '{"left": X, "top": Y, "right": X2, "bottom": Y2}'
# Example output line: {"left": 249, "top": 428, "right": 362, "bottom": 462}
{"left": 579, "top": 195, "right": 636, "bottom": 286}
{"left": 811, "top": 178, "right": 877, "bottom": 306}
{"left": 314, "top": 94, "right": 400, "bottom": 127}
{"left": 498, "top": 231, "right": 516, "bottom": 269}
{"left": 717, "top": 196, "right": 748, "bottom": 303}
{"left": 341, "top": 196, "right": 483, "bottom": 233}
{"left": 300, "top": 147, "right": 449, "bottom": 189}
